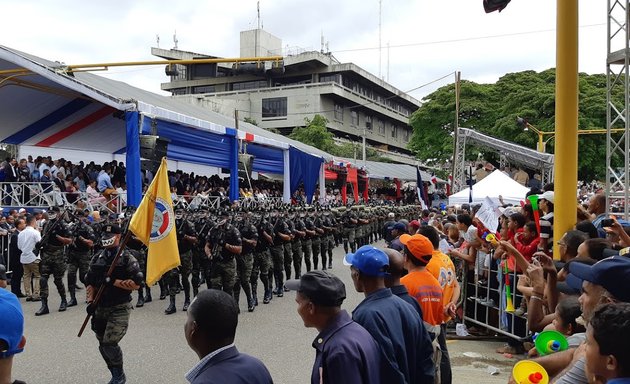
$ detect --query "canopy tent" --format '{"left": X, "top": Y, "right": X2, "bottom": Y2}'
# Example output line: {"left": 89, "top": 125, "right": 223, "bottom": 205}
{"left": 334, "top": 157, "right": 444, "bottom": 183}
{"left": 448, "top": 170, "right": 530, "bottom": 206}
{"left": 0, "top": 45, "right": 333, "bottom": 205}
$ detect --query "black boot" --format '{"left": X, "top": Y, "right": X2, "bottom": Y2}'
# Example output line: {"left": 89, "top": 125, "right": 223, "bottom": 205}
{"left": 182, "top": 291, "right": 190, "bottom": 312}
{"left": 145, "top": 287, "right": 152, "bottom": 303}
{"left": 59, "top": 297, "right": 68, "bottom": 312}
{"left": 263, "top": 289, "right": 272, "bottom": 304}
{"left": 110, "top": 366, "right": 126, "bottom": 384}
{"left": 136, "top": 288, "right": 145, "bottom": 308}
{"left": 35, "top": 298, "right": 49, "bottom": 316}
{"left": 68, "top": 290, "right": 78, "bottom": 307}
{"left": 247, "top": 296, "right": 255, "bottom": 312}
{"left": 165, "top": 295, "right": 176, "bottom": 315}
{"left": 159, "top": 286, "right": 167, "bottom": 300}
{"left": 192, "top": 285, "right": 199, "bottom": 298}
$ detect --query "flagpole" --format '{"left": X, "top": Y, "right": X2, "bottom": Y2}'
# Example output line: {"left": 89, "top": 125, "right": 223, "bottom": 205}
{"left": 78, "top": 231, "right": 133, "bottom": 337}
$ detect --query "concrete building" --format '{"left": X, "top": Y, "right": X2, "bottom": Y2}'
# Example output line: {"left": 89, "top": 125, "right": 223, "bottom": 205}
{"left": 152, "top": 29, "right": 422, "bottom": 164}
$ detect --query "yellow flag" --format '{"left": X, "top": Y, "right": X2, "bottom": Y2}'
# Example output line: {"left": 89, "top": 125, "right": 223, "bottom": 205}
{"left": 128, "top": 158, "right": 180, "bottom": 286}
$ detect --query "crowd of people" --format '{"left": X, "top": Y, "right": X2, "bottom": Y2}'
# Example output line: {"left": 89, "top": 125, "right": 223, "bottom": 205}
{"left": 3, "top": 154, "right": 630, "bottom": 384}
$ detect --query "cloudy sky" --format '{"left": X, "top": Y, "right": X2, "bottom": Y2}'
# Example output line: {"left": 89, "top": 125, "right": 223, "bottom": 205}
{"left": 1, "top": 0, "right": 605, "bottom": 99}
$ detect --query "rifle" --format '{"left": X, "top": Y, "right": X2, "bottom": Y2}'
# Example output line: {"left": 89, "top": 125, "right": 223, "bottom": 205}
{"left": 34, "top": 209, "right": 67, "bottom": 256}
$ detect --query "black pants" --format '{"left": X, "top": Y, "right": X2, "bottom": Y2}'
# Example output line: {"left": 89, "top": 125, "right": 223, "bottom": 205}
{"left": 438, "top": 323, "right": 452, "bottom": 384}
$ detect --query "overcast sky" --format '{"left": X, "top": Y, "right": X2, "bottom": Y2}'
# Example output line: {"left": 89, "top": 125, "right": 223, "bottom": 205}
{"left": 1, "top": 0, "right": 606, "bottom": 100}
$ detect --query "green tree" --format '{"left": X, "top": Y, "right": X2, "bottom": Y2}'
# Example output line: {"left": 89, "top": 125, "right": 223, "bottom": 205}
{"left": 289, "top": 115, "right": 336, "bottom": 153}
{"left": 409, "top": 69, "right": 621, "bottom": 180}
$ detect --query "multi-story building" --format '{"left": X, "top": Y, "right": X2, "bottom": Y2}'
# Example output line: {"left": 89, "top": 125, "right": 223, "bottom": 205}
{"left": 152, "top": 29, "right": 421, "bottom": 164}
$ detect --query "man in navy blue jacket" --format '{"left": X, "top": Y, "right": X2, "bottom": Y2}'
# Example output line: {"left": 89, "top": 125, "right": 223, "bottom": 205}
{"left": 286, "top": 270, "right": 382, "bottom": 384}
{"left": 345, "top": 245, "right": 435, "bottom": 384}
{"left": 184, "top": 289, "right": 273, "bottom": 384}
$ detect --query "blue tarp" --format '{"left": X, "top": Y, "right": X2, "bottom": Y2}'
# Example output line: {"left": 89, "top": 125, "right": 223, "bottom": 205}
{"left": 246, "top": 143, "right": 284, "bottom": 174}
{"left": 289, "top": 147, "right": 323, "bottom": 203}
{"left": 125, "top": 111, "right": 142, "bottom": 207}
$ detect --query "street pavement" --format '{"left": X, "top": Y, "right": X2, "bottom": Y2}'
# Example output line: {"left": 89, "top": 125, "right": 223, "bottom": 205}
{"left": 9, "top": 241, "right": 519, "bottom": 383}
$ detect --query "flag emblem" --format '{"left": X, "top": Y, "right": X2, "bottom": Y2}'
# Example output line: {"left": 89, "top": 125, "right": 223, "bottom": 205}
{"left": 150, "top": 198, "right": 174, "bottom": 242}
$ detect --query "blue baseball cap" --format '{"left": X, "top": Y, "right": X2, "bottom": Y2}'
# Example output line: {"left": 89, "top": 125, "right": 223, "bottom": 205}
{"left": 344, "top": 245, "right": 390, "bottom": 277}
{"left": 568, "top": 256, "right": 630, "bottom": 303}
{"left": 0, "top": 289, "right": 25, "bottom": 357}
{"left": 392, "top": 222, "right": 406, "bottom": 231}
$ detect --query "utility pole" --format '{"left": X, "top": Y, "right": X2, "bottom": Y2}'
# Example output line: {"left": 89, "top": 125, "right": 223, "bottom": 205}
{"left": 378, "top": 0, "right": 382, "bottom": 78}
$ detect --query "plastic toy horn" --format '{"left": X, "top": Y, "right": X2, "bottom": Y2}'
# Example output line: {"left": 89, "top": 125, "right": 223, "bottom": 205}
{"left": 485, "top": 233, "right": 499, "bottom": 247}
{"left": 527, "top": 194, "right": 541, "bottom": 235}
{"left": 504, "top": 260, "right": 515, "bottom": 313}
{"left": 533, "top": 330, "right": 569, "bottom": 356}
{"left": 512, "top": 360, "right": 549, "bottom": 384}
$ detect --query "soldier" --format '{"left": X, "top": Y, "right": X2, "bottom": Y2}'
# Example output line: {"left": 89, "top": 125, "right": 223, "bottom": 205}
{"left": 234, "top": 209, "right": 257, "bottom": 312}
{"left": 342, "top": 206, "right": 358, "bottom": 254}
{"left": 85, "top": 223, "right": 143, "bottom": 384}
{"left": 357, "top": 206, "right": 370, "bottom": 247}
{"left": 205, "top": 210, "right": 242, "bottom": 297}
{"left": 282, "top": 210, "right": 295, "bottom": 281}
{"left": 67, "top": 212, "right": 96, "bottom": 307}
{"left": 164, "top": 208, "right": 197, "bottom": 315}
{"left": 270, "top": 207, "right": 291, "bottom": 296}
{"left": 36, "top": 207, "right": 73, "bottom": 316}
{"left": 191, "top": 208, "right": 212, "bottom": 296}
{"left": 312, "top": 208, "right": 325, "bottom": 270}
{"left": 301, "top": 209, "right": 314, "bottom": 273}
{"left": 252, "top": 209, "right": 274, "bottom": 304}
{"left": 126, "top": 230, "right": 150, "bottom": 307}
{"left": 291, "top": 209, "right": 305, "bottom": 280}
{"left": 322, "top": 210, "right": 335, "bottom": 269}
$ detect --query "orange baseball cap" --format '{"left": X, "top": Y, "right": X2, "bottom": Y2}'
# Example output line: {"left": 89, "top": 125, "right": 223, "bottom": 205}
{"left": 400, "top": 234, "right": 433, "bottom": 264}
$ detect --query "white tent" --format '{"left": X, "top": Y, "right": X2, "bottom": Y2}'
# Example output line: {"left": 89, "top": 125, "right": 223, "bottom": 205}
{"left": 448, "top": 170, "right": 530, "bottom": 206}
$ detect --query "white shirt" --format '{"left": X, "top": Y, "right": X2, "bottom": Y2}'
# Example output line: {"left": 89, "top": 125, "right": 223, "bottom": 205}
{"left": 18, "top": 226, "right": 42, "bottom": 264}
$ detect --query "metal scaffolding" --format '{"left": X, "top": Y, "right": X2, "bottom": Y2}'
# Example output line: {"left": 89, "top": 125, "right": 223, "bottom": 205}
{"left": 606, "top": 0, "right": 630, "bottom": 220}
{"left": 452, "top": 128, "right": 555, "bottom": 193}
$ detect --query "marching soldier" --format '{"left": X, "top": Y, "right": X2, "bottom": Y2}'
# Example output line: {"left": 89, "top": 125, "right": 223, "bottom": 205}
{"left": 126, "top": 231, "right": 150, "bottom": 308}
{"left": 290, "top": 209, "right": 305, "bottom": 280}
{"left": 85, "top": 223, "right": 143, "bottom": 384}
{"left": 252, "top": 209, "right": 274, "bottom": 304}
{"left": 164, "top": 208, "right": 197, "bottom": 314}
{"left": 36, "top": 206, "right": 73, "bottom": 316}
{"left": 270, "top": 208, "right": 291, "bottom": 296}
{"left": 67, "top": 212, "right": 96, "bottom": 307}
{"left": 322, "top": 210, "right": 335, "bottom": 269}
{"left": 235, "top": 209, "right": 257, "bottom": 312}
{"left": 301, "top": 209, "right": 315, "bottom": 273}
{"left": 205, "top": 210, "right": 242, "bottom": 297}
{"left": 312, "top": 208, "right": 325, "bottom": 270}
{"left": 191, "top": 208, "right": 212, "bottom": 295}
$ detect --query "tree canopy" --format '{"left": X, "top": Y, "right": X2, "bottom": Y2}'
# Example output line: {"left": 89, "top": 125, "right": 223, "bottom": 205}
{"left": 409, "top": 69, "right": 622, "bottom": 180}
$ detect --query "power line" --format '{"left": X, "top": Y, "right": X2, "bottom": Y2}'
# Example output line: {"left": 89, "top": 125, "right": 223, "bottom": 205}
{"left": 331, "top": 23, "right": 606, "bottom": 54}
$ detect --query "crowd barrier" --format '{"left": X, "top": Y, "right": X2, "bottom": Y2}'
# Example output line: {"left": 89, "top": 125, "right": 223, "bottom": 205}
{"left": 461, "top": 249, "right": 529, "bottom": 340}
{"left": 0, "top": 234, "right": 12, "bottom": 274}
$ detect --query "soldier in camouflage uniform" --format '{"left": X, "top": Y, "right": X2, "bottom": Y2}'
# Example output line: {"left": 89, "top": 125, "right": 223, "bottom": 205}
{"left": 290, "top": 209, "right": 305, "bottom": 279}
{"left": 36, "top": 207, "right": 73, "bottom": 316}
{"left": 126, "top": 233, "right": 150, "bottom": 307}
{"left": 357, "top": 206, "right": 370, "bottom": 247}
{"left": 322, "top": 210, "right": 335, "bottom": 269}
{"left": 234, "top": 209, "right": 257, "bottom": 312}
{"left": 270, "top": 208, "right": 291, "bottom": 296}
{"left": 67, "top": 214, "right": 96, "bottom": 307}
{"left": 191, "top": 209, "right": 212, "bottom": 295}
{"left": 251, "top": 210, "right": 274, "bottom": 304}
{"left": 205, "top": 210, "right": 242, "bottom": 297}
{"left": 164, "top": 208, "right": 197, "bottom": 315}
{"left": 85, "top": 223, "right": 143, "bottom": 384}
{"left": 342, "top": 206, "right": 358, "bottom": 254}
{"left": 312, "top": 209, "right": 325, "bottom": 270}
{"left": 301, "top": 209, "right": 315, "bottom": 273}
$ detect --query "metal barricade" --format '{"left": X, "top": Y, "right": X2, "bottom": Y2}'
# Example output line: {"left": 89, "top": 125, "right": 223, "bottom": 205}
{"left": 461, "top": 250, "right": 530, "bottom": 340}
{"left": 0, "top": 234, "right": 11, "bottom": 273}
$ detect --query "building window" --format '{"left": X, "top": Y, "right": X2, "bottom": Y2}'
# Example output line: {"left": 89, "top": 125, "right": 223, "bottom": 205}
{"left": 320, "top": 74, "right": 340, "bottom": 84}
{"left": 351, "top": 111, "right": 358, "bottom": 126}
{"left": 377, "top": 119, "right": 385, "bottom": 135}
{"left": 232, "top": 80, "right": 268, "bottom": 91}
{"left": 365, "top": 115, "right": 372, "bottom": 130}
{"left": 404, "top": 127, "right": 410, "bottom": 141}
{"left": 334, "top": 104, "right": 344, "bottom": 121}
{"left": 171, "top": 88, "right": 187, "bottom": 96}
{"left": 262, "top": 97, "right": 288, "bottom": 118}
{"left": 391, "top": 125, "right": 397, "bottom": 138}
{"left": 193, "top": 85, "right": 216, "bottom": 94}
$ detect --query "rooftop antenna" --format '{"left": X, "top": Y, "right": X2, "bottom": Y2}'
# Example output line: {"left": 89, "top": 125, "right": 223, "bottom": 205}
{"left": 326, "top": 41, "right": 330, "bottom": 54}
{"left": 257, "top": 1, "right": 261, "bottom": 29}
{"left": 173, "top": 30, "right": 178, "bottom": 49}
{"left": 156, "top": 34, "right": 160, "bottom": 48}
{"left": 387, "top": 41, "right": 390, "bottom": 82}
{"left": 378, "top": 0, "right": 382, "bottom": 78}
{"left": 321, "top": 31, "right": 325, "bottom": 53}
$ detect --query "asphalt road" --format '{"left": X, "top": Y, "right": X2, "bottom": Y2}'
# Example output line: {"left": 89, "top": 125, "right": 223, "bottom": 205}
{"left": 9, "top": 241, "right": 517, "bottom": 383}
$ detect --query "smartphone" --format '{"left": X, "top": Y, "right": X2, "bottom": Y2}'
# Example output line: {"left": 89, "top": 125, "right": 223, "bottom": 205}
{"left": 601, "top": 218, "right": 614, "bottom": 228}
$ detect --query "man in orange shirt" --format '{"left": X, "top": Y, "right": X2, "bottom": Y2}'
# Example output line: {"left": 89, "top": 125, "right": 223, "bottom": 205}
{"left": 418, "top": 226, "right": 459, "bottom": 384}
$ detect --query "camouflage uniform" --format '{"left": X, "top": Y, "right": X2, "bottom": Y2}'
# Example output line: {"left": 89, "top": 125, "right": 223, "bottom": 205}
{"left": 322, "top": 213, "right": 335, "bottom": 269}
{"left": 126, "top": 235, "right": 150, "bottom": 306}
{"left": 164, "top": 216, "right": 196, "bottom": 313}
{"left": 252, "top": 216, "right": 274, "bottom": 304}
{"left": 38, "top": 217, "right": 71, "bottom": 314}
{"left": 67, "top": 219, "right": 96, "bottom": 306}
{"left": 85, "top": 244, "right": 143, "bottom": 382}
{"left": 234, "top": 217, "right": 257, "bottom": 311}
{"left": 271, "top": 215, "right": 291, "bottom": 295}
{"left": 208, "top": 221, "right": 241, "bottom": 297}
{"left": 302, "top": 214, "right": 315, "bottom": 272}
{"left": 312, "top": 213, "right": 325, "bottom": 270}
{"left": 291, "top": 214, "right": 305, "bottom": 279}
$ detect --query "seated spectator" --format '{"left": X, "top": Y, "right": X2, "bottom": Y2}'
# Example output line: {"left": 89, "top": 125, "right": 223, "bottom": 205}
{"left": 585, "top": 303, "right": 630, "bottom": 384}
{"left": 86, "top": 180, "right": 106, "bottom": 206}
